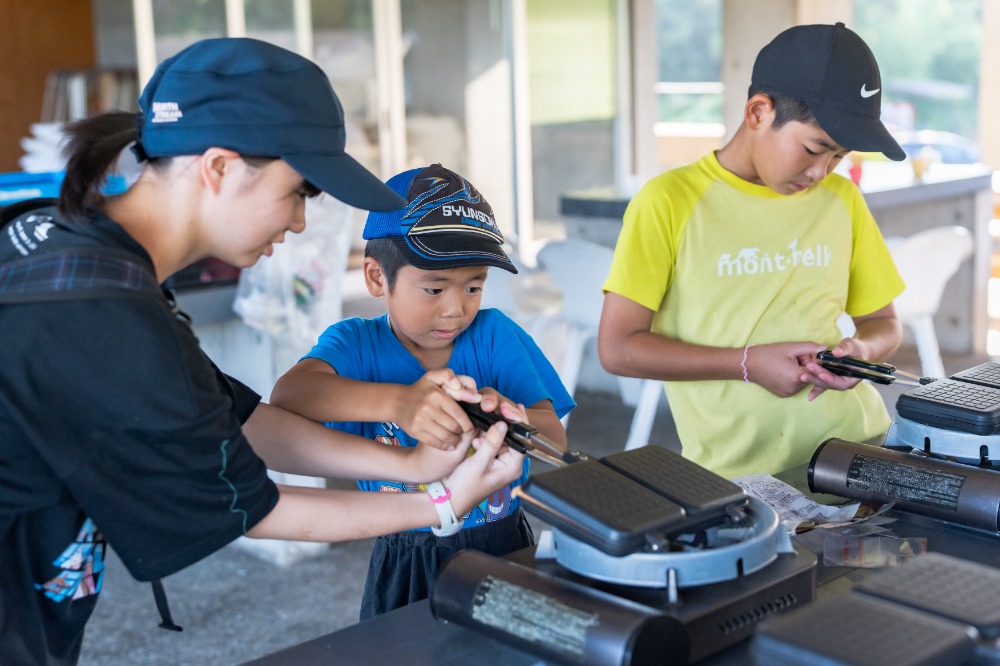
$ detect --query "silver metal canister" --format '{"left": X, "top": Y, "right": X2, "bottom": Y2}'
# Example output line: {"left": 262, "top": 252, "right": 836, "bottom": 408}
{"left": 808, "top": 438, "right": 1000, "bottom": 533}
{"left": 430, "top": 549, "right": 689, "bottom": 666}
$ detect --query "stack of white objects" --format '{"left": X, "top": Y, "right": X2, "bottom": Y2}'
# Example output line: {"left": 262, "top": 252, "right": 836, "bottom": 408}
{"left": 19, "top": 122, "right": 66, "bottom": 173}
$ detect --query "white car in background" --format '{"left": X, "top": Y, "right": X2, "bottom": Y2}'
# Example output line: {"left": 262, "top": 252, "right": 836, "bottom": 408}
{"left": 893, "top": 129, "right": 981, "bottom": 164}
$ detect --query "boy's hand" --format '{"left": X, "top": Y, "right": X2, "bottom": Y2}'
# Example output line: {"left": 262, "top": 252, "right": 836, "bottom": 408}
{"left": 478, "top": 387, "right": 530, "bottom": 425}
{"left": 444, "top": 421, "right": 525, "bottom": 517}
{"left": 399, "top": 370, "right": 479, "bottom": 451}
{"left": 799, "top": 339, "right": 866, "bottom": 401}
{"left": 744, "top": 341, "right": 827, "bottom": 398}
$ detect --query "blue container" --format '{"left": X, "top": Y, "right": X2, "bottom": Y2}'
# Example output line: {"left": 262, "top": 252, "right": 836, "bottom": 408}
{"left": 0, "top": 171, "right": 64, "bottom": 203}
{"left": 0, "top": 171, "right": 128, "bottom": 205}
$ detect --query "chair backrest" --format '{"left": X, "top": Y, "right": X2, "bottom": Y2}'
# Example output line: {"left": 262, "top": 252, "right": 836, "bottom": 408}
{"left": 535, "top": 238, "right": 615, "bottom": 331}
{"left": 479, "top": 258, "right": 520, "bottom": 314}
{"left": 479, "top": 250, "right": 561, "bottom": 320}
{"left": 888, "top": 226, "right": 973, "bottom": 320}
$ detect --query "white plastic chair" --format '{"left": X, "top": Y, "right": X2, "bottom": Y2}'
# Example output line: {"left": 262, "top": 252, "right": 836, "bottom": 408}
{"left": 535, "top": 237, "right": 665, "bottom": 449}
{"left": 887, "top": 226, "right": 973, "bottom": 378}
{"left": 479, "top": 250, "right": 562, "bottom": 343}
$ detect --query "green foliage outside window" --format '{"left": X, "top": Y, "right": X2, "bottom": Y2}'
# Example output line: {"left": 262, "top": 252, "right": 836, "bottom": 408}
{"left": 656, "top": 0, "right": 722, "bottom": 124}
{"left": 854, "top": 0, "right": 981, "bottom": 140}
{"left": 655, "top": 0, "right": 982, "bottom": 142}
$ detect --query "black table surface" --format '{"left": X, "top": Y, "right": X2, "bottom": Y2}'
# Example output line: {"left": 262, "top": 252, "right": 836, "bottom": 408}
{"left": 244, "top": 466, "right": 1000, "bottom": 666}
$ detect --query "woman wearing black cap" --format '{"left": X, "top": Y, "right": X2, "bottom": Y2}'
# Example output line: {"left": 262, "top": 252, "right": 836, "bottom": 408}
{"left": 0, "top": 38, "right": 523, "bottom": 665}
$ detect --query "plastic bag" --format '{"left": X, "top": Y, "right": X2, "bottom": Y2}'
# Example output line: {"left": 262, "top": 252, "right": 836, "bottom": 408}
{"left": 233, "top": 195, "right": 355, "bottom": 349}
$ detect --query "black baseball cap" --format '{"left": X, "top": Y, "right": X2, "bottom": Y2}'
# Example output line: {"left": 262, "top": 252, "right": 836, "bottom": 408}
{"left": 135, "top": 38, "right": 406, "bottom": 211}
{"left": 363, "top": 164, "right": 517, "bottom": 274}
{"left": 751, "top": 23, "right": 905, "bottom": 161}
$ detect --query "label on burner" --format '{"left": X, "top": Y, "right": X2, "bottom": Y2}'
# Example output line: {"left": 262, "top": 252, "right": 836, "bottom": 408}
{"left": 469, "top": 575, "right": 598, "bottom": 657}
{"left": 846, "top": 454, "right": 964, "bottom": 510}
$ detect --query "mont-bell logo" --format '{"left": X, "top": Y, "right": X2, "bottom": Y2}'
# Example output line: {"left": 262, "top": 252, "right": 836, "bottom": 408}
{"left": 151, "top": 101, "right": 183, "bottom": 123}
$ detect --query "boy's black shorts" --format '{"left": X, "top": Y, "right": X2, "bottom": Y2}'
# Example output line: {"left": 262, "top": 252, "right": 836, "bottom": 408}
{"left": 359, "top": 508, "right": 534, "bottom": 621}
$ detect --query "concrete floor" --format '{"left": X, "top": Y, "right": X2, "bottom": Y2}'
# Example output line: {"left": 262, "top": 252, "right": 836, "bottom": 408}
{"left": 78, "top": 344, "right": 988, "bottom": 665}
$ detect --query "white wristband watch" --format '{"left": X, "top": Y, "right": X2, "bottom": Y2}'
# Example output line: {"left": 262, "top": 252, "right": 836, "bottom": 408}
{"left": 426, "top": 481, "right": 462, "bottom": 537}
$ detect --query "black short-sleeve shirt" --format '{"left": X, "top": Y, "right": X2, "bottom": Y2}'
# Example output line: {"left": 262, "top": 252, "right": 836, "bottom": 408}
{"left": 0, "top": 205, "right": 279, "bottom": 664}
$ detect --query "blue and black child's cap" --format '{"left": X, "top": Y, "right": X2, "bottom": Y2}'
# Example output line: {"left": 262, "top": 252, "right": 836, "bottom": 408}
{"left": 364, "top": 164, "right": 517, "bottom": 274}
{"left": 135, "top": 37, "right": 406, "bottom": 212}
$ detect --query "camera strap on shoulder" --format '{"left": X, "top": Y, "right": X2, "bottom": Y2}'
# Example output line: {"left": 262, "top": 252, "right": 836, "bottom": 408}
{"left": 1, "top": 198, "right": 183, "bottom": 631}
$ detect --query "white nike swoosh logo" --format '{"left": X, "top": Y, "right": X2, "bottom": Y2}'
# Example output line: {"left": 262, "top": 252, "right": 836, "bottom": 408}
{"left": 860, "top": 84, "right": 880, "bottom": 98}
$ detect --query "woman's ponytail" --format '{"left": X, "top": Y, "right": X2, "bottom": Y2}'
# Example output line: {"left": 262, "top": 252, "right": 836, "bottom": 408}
{"left": 58, "top": 111, "right": 139, "bottom": 219}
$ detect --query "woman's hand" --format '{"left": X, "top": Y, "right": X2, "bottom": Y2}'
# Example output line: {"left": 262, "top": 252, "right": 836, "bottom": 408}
{"left": 444, "top": 420, "right": 525, "bottom": 517}
{"left": 402, "top": 431, "right": 475, "bottom": 484}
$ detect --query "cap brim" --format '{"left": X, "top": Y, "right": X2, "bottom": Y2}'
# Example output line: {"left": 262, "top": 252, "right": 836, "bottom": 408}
{"left": 810, "top": 107, "right": 906, "bottom": 161}
{"left": 285, "top": 152, "right": 407, "bottom": 211}
{"left": 388, "top": 237, "right": 518, "bottom": 274}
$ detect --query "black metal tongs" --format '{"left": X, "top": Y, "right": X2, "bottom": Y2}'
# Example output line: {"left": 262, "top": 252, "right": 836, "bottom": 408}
{"left": 461, "top": 402, "right": 588, "bottom": 467}
{"left": 816, "top": 351, "right": 936, "bottom": 386}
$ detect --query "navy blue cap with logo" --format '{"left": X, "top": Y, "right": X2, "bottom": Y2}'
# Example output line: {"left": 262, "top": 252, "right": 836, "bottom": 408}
{"left": 134, "top": 37, "right": 406, "bottom": 211}
{"left": 751, "top": 22, "right": 906, "bottom": 161}
{"left": 364, "top": 164, "right": 517, "bottom": 274}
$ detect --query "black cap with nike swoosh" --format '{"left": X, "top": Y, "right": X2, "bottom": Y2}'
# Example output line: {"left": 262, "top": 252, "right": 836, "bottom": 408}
{"left": 750, "top": 22, "right": 906, "bottom": 161}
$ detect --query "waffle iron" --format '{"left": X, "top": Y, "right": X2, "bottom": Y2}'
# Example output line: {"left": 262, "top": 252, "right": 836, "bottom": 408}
{"left": 431, "top": 416, "right": 818, "bottom": 666}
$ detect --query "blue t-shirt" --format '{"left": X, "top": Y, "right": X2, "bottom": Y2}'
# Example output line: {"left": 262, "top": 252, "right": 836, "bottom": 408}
{"left": 305, "top": 308, "right": 574, "bottom": 530}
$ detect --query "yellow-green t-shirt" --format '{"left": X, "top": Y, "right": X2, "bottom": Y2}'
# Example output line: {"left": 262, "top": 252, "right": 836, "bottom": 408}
{"left": 603, "top": 153, "right": 905, "bottom": 479}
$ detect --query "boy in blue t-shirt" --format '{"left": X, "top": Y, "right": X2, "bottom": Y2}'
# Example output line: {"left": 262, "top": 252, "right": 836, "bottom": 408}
{"left": 271, "top": 163, "right": 574, "bottom": 619}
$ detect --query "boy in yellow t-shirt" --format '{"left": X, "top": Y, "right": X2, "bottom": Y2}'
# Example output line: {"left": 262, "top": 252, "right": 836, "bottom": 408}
{"left": 599, "top": 23, "right": 906, "bottom": 479}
